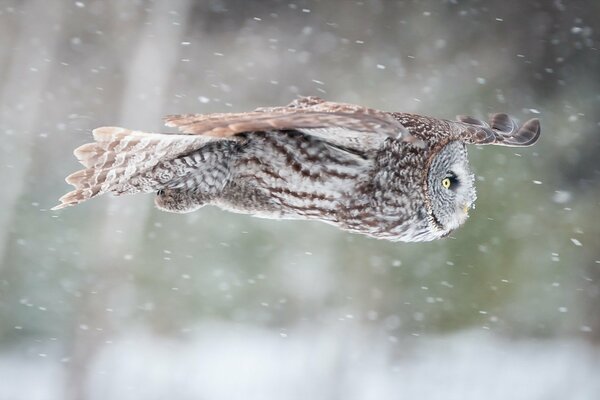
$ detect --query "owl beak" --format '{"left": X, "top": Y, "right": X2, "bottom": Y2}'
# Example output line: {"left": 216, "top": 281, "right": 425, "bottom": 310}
{"left": 462, "top": 204, "right": 470, "bottom": 215}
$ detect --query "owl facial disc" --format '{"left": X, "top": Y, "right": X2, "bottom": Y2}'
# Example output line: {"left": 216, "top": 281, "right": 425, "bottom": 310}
{"left": 426, "top": 141, "right": 477, "bottom": 234}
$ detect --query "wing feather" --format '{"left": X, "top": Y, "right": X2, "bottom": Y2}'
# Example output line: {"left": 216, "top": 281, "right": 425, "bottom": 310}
{"left": 455, "top": 113, "right": 541, "bottom": 147}
{"left": 164, "top": 96, "right": 411, "bottom": 151}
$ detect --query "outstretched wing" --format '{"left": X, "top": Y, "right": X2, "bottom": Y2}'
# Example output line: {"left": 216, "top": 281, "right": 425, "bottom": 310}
{"left": 454, "top": 113, "right": 541, "bottom": 147}
{"left": 164, "top": 96, "right": 412, "bottom": 151}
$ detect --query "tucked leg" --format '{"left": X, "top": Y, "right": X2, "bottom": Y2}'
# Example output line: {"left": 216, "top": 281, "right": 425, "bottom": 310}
{"left": 154, "top": 189, "right": 207, "bottom": 213}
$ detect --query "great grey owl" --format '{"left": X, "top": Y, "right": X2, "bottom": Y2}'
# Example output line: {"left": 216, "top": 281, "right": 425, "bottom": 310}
{"left": 53, "top": 97, "right": 540, "bottom": 242}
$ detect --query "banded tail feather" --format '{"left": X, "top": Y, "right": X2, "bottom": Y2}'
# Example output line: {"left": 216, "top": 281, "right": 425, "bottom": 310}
{"left": 52, "top": 127, "right": 214, "bottom": 210}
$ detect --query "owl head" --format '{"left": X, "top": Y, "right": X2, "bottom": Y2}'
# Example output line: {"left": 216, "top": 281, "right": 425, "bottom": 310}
{"left": 426, "top": 141, "right": 476, "bottom": 234}
{"left": 422, "top": 113, "right": 541, "bottom": 237}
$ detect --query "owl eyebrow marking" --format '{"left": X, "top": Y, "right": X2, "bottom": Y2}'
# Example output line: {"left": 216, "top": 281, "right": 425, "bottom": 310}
{"left": 445, "top": 171, "right": 459, "bottom": 185}
{"left": 53, "top": 96, "right": 540, "bottom": 242}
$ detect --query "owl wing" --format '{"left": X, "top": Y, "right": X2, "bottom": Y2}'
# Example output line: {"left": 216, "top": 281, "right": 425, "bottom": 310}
{"left": 454, "top": 114, "right": 541, "bottom": 147}
{"left": 164, "top": 96, "right": 411, "bottom": 152}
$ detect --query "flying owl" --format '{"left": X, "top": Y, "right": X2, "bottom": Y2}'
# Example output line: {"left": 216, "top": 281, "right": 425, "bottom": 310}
{"left": 53, "top": 97, "right": 540, "bottom": 242}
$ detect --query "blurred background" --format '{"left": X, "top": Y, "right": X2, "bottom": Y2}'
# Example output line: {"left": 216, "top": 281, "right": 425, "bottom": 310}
{"left": 1, "top": 0, "right": 599, "bottom": 399}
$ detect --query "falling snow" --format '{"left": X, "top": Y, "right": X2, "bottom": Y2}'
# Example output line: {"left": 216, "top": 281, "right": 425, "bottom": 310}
{"left": 0, "top": 1, "right": 599, "bottom": 399}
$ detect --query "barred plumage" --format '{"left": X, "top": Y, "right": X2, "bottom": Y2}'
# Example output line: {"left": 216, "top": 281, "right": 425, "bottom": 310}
{"left": 54, "top": 97, "right": 541, "bottom": 242}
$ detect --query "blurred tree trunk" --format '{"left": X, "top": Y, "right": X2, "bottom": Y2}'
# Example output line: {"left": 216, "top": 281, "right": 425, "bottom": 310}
{"left": 63, "top": 1, "right": 192, "bottom": 399}
{"left": 585, "top": 261, "right": 600, "bottom": 344}
{"left": 0, "top": 1, "right": 65, "bottom": 268}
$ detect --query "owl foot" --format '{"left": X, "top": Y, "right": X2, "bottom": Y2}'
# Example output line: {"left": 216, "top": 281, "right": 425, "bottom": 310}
{"left": 154, "top": 189, "right": 205, "bottom": 214}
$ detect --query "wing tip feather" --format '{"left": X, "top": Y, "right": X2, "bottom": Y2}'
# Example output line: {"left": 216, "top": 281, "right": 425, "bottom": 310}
{"left": 515, "top": 118, "right": 541, "bottom": 146}
{"left": 459, "top": 113, "right": 541, "bottom": 147}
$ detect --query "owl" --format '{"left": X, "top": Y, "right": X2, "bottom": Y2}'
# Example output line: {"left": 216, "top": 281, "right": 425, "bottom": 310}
{"left": 53, "top": 97, "right": 540, "bottom": 242}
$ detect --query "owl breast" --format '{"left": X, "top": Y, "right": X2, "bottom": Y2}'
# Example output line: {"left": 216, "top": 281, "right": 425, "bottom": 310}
{"left": 212, "top": 132, "right": 443, "bottom": 242}
{"left": 338, "top": 140, "right": 439, "bottom": 242}
{"left": 217, "top": 130, "right": 372, "bottom": 222}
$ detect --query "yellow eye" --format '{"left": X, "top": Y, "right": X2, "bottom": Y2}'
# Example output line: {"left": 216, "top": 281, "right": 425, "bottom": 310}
{"left": 442, "top": 178, "right": 451, "bottom": 189}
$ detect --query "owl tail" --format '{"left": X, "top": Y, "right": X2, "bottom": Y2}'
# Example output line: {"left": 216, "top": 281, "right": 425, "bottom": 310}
{"left": 52, "top": 127, "right": 210, "bottom": 210}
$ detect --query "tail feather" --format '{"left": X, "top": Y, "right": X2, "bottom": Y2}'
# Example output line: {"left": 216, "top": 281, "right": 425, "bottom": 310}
{"left": 52, "top": 127, "right": 216, "bottom": 210}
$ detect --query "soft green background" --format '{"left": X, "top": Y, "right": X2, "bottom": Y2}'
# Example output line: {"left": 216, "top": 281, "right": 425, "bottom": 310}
{"left": 0, "top": 1, "right": 599, "bottom": 399}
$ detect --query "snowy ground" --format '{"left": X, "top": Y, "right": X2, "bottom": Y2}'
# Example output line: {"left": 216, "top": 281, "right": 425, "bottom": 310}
{"left": 1, "top": 323, "right": 598, "bottom": 400}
